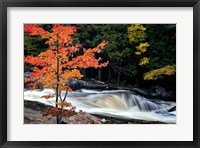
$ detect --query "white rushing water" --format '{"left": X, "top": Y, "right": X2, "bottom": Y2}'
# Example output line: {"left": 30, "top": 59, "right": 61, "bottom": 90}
{"left": 24, "top": 89, "right": 176, "bottom": 123}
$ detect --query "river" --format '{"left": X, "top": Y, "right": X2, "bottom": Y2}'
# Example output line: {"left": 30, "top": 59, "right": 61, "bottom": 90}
{"left": 24, "top": 88, "right": 176, "bottom": 123}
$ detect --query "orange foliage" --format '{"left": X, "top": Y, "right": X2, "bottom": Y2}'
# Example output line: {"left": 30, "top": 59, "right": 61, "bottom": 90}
{"left": 144, "top": 65, "right": 176, "bottom": 80}
{"left": 43, "top": 107, "right": 77, "bottom": 117}
{"left": 42, "top": 101, "right": 78, "bottom": 117}
{"left": 24, "top": 24, "right": 109, "bottom": 93}
{"left": 41, "top": 94, "right": 56, "bottom": 99}
{"left": 56, "top": 101, "right": 72, "bottom": 107}
{"left": 25, "top": 24, "right": 109, "bottom": 118}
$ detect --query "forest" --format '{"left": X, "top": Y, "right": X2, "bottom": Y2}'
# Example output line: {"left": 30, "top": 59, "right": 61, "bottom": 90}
{"left": 24, "top": 24, "right": 176, "bottom": 124}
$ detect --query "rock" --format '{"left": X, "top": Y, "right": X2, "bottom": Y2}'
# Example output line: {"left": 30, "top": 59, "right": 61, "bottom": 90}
{"left": 94, "top": 114, "right": 166, "bottom": 124}
{"left": 128, "top": 87, "right": 152, "bottom": 98}
{"left": 149, "top": 85, "right": 173, "bottom": 100}
{"left": 168, "top": 91, "right": 176, "bottom": 100}
{"left": 24, "top": 107, "right": 57, "bottom": 124}
{"left": 24, "top": 100, "right": 101, "bottom": 124}
{"left": 24, "top": 100, "right": 52, "bottom": 124}
{"left": 66, "top": 80, "right": 154, "bottom": 99}
{"left": 61, "top": 112, "right": 101, "bottom": 124}
{"left": 65, "top": 79, "right": 109, "bottom": 90}
{"left": 90, "top": 78, "right": 105, "bottom": 84}
{"left": 24, "top": 100, "right": 51, "bottom": 111}
{"left": 24, "top": 72, "right": 30, "bottom": 78}
{"left": 168, "top": 106, "right": 176, "bottom": 112}
{"left": 101, "top": 118, "right": 107, "bottom": 123}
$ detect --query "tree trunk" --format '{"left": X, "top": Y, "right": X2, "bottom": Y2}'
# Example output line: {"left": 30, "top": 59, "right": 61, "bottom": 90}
{"left": 117, "top": 59, "right": 122, "bottom": 86}
{"left": 107, "top": 64, "right": 111, "bottom": 82}
{"left": 82, "top": 69, "right": 86, "bottom": 79}
{"left": 98, "top": 68, "right": 102, "bottom": 81}
{"left": 56, "top": 59, "right": 59, "bottom": 108}
{"left": 80, "top": 68, "right": 87, "bottom": 79}
{"left": 135, "top": 66, "right": 140, "bottom": 87}
{"left": 56, "top": 40, "right": 60, "bottom": 124}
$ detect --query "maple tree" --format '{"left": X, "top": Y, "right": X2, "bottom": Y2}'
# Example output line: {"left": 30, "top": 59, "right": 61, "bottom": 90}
{"left": 24, "top": 24, "right": 109, "bottom": 122}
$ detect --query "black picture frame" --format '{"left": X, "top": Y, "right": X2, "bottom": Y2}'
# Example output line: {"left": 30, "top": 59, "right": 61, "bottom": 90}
{"left": 0, "top": 0, "right": 199, "bottom": 148}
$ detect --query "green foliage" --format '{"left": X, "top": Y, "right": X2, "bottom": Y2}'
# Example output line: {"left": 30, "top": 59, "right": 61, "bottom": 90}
{"left": 24, "top": 33, "right": 48, "bottom": 56}
{"left": 145, "top": 24, "right": 176, "bottom": 69}
{"left": 24, "top": 24, "right": 52, "bottom": 56}
{"left": 72, "top": 24, "right": 136, "bottom": 84}
{"left": 141, "top": 24, "right": 176, "bottom": 81}
{"left": 127, "top": 24, "right": 176, "bottom": 83}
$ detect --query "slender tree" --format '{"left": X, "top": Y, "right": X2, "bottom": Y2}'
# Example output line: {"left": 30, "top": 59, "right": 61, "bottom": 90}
{"left": 24, "top": 24, "right": 108, "bottom": 122}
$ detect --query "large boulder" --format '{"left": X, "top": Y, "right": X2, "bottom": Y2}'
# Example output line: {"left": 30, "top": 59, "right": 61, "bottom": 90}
{"left": 149, "top": 85, "right": 175, "bottom": 101}
{"left": 24, "top": 100, "right": 57, "bottom": 124}
{"left": 65, "top": 79, "right": 109, "bottom": 90}
{"left": 24, "top": 100, "right": 101, "bottom": 124}
{"left": 24, "top": 108, "right": 57, "bottom": 124}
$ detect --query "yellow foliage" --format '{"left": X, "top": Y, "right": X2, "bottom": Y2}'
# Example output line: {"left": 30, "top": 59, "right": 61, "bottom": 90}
{"left": 127, "top": 24, "right": 150, "bottom": 66}
{"left": 136, "top": 42, "right": 150, "bottom": 53}
{"left": 128, "top": 24, "right": 147, "bottom": 44}
{"left": 135, "top": 51, "right": 141, "bottom": 55}
{"left": 139, "top": 57, "right": 149, "bottom": 65}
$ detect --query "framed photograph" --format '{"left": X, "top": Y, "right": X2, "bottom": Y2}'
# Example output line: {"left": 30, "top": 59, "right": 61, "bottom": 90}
{"left": 1, "top": 0, "right": 199, "bottom": 148}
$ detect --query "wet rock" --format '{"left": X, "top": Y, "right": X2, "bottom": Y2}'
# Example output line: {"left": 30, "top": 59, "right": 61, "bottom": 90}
{"left": 24, "top": 100, "right": 50, "bottom": 111}
{"left": 168, "top": 106, "right": 176, "bottom": 112}
{"left": 65, "top": 79, "right": 109, "bottom": 90}
{"left": 90, "top": 78, "right": 105, "bottom": 84}
{"left": 125, "top": 87, "right": 152, "bottom": 98}
{"left": 149, "top": 85, "right": 173, "bottom": 100}
{"left": 94, "top": 115, "right": 166, "bottom": 124}
{"left": 61, "top": 112, "right": 101, "bottom": 124}
{"left": 24, "top": 72, "right": 30, "bottom": 78}
{"left": 24, "top": 100, "right": 101, "bottom": 124}
{"left": 24, "top": 107, "right": 57, "bottom": 124}
{"left": 101, "top": 118, "right": 107, "bottom": 123}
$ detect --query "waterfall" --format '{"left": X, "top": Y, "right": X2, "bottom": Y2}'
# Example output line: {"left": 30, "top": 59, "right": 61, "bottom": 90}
{"left": 24, "top": 88, "right": 176, "bottom": 123}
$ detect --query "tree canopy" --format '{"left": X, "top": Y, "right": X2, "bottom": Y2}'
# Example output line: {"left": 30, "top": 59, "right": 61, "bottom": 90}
{"left": 24, "top": 24, "right": 176, "bottom": 90}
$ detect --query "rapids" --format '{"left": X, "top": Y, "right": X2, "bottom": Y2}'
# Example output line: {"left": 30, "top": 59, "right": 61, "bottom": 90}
{"left": 24, "top": 88, "right": 176, "bottom": 123}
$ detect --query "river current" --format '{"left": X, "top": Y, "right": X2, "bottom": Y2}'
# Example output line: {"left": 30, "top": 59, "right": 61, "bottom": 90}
{"left": 24, "top": 88, "right": 176, "bottom": 123}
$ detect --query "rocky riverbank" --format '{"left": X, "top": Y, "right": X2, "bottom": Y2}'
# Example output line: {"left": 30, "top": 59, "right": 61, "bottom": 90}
{"left": 24, "top": 100, "right": 101, "bottom": 124}
{"left": 24, "top": 100, "right": 166, "bottom": 124}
